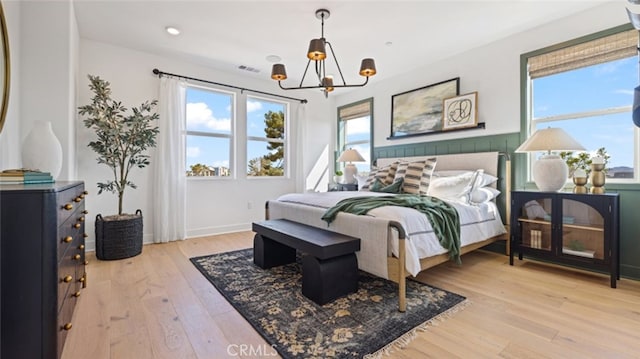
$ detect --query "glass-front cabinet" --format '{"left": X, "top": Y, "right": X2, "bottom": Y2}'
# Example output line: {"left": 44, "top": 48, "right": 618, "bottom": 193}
{"left": 510, "top": 191, "right": 619, "bottom": 288}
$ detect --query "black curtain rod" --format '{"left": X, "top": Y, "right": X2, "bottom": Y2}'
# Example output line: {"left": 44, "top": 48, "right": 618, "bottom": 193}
{"left": 152, "top": 68, "right": 308, "bottom": 104}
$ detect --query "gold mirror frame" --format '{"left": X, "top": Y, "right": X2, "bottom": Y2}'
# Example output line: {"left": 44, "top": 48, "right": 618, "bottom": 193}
{"left": 0, "top": 2, "right": 10, "bottom": 134}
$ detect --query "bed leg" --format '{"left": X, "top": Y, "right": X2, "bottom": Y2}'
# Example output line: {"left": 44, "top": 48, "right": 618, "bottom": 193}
{"left": 398, "top": 237, "right": 406, "bottom": 312}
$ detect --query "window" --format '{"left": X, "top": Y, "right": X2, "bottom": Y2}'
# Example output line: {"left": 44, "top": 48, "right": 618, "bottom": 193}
{"left": 523, "top": 26, "right": 639, "bottom": 182}
{"left": 337, "top": 99, "right": 373, "bottom": 175}
{"left": 246, "top": 96, "right": 288, "bottom": 177}
{"left": 185, "top": 86, "right": 234, "bottom": 177}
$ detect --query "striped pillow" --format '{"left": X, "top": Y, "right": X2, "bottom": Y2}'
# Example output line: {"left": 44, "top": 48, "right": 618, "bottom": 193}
{"left": 361, "top": 162, "right": 399, "bottom": 191}
{"left": 394, "top": 158, "right": 437, "bottom": 194}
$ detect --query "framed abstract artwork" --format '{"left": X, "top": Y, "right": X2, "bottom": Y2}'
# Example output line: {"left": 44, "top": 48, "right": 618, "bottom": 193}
{"left": 390, "top": 77, "right": 459, "bottom": 138}
{"left": 442, "top": 92, "right": 478, "bottom": 131}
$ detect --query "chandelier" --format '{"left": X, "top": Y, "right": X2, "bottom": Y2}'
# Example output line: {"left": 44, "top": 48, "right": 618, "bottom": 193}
{"left": 270, "top": 9, "right": 377, "bottom": 97}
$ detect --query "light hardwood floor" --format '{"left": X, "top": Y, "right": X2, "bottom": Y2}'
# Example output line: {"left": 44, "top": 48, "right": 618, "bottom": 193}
{"left": 62, "top": 232, "right": 640, "bottom": 358}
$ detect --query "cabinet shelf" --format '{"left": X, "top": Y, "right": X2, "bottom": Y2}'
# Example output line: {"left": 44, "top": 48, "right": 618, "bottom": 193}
{"left": 517, "top": 217, "right": 604, "bottom": 232}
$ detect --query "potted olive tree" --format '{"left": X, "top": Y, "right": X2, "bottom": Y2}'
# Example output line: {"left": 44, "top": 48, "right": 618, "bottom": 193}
{"left": 78, "top": 75, "right": 159, "bottom": 260}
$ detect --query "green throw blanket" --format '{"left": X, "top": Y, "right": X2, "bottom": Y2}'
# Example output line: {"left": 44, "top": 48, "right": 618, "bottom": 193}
{"left": 321, "top": 194, "right": 462, "bottom": 264}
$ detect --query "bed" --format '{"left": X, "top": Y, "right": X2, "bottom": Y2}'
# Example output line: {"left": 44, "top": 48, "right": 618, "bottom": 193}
{"left": 266, "top": 151, "right": 511, "bottom": 311}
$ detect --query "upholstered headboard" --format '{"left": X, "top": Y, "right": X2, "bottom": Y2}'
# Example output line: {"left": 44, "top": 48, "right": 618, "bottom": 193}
{"left": 376, "top": 151, "right": 510, "bottom": 225}
{"left": 376, "top": 151, "right": 500, "bottom": 179}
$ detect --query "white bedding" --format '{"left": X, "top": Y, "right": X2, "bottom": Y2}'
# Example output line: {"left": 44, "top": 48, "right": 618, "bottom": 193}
{"left": 269, "top": 191, "right": 506, "bottom": 278}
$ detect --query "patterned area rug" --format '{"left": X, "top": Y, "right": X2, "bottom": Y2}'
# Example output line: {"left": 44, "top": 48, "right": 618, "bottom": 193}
{"left": 191, "top": 248, "right": 467, "bottom": 359}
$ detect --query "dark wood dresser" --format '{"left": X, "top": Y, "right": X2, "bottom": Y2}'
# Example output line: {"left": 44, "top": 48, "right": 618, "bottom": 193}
{"left": 0, "top": 181, "right": 87, "bottom": 359}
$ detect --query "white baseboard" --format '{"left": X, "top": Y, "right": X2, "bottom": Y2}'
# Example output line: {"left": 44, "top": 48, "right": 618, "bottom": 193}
{"left": 84, "top": 224, "right": 252, "bottom": 252}
{"left": 187, "top": 223, "right": 252, "bottom": 238}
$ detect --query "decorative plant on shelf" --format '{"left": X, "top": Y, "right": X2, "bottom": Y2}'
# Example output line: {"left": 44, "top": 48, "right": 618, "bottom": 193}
{"left": 559, "top": 151, "right": 591, "bottom": 178}
{"left": 78, "top": 74, "right": 159, "bottom": 260}
{"left": 560, "top": 147, "right": 609, "bottom": 177}
{"left": 334, "top": 170, "right": 343, "bottom": 184}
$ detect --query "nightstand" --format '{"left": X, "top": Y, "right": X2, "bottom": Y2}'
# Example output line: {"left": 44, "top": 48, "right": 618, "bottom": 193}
{"left": 510, "top": 190, "right": 619, "bottom": 287}
{"left": 328, "top": 183, "right": 358, "bottom": 191}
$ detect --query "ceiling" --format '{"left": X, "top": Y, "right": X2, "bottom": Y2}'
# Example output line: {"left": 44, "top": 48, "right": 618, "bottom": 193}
{"left": 73, "top": 1, "right": 611, "bottom": 89}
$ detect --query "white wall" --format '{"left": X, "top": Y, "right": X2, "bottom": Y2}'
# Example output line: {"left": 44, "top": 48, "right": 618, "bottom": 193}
{"left": 19, "top": 1, "right": 78, "bottom": 180}
{"left": 0, "top": 0, "right": 78, "bottom": 177}
{"left": 333, "top": 2, "right": 630, "bottom": 149}
{"left": 78, "top": 39, "right": 331, "bottom": 249}
{"left": 0, "top": 1, "right": 21, "bottom": 170}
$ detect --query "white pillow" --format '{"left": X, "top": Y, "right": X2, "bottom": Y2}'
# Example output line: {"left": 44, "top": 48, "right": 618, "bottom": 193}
{"left": 427, "top": 170, "right": 480, "bottom": 201}
{"left": 432, "top": 170, "right": 498, "bottom": 188}
{"left": 469, "top": 186, "right": 501, "bottom": 204}
{"left": 356, "top": 174, "right": 369, "bottom": 190}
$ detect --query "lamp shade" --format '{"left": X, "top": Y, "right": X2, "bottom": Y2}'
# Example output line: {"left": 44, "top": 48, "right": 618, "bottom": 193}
{"left": 359, "top": 58, "right": 377, "bottom": 77}
{"left": 515, "top": 127, "right": 585, "bottom": 153}
{"left": 516, "top": 127, "right": 585, "bottom": 192}
{"left": 337, "top": 148, "right": 365, "bottom": 162}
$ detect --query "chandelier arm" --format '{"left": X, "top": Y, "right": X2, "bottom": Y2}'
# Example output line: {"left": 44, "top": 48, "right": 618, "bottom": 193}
{"left": 277, "top": 78, "right": 369, "bottom": 91}
{"left": 299, "top": 59, "right": 313, "bottom": 88}
{"left": 325, "top": 42, "right": 347, "bottom": 85}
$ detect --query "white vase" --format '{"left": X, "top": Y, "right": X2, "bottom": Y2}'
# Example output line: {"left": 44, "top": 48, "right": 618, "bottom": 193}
{"left": 21, "top": 121, "right": 63, "bottom": 178}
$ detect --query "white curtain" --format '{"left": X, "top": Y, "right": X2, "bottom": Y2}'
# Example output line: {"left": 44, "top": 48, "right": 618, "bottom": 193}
{"left": 294, "top": 102, "right": 307, "bottom": 192}
{"left": 153, "top": 76, "right": 187, "bottom": 243}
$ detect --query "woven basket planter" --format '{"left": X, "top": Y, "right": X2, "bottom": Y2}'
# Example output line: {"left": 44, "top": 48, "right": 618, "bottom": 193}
{"left": 95, "top": 209, "right": 143, "bottom": 260}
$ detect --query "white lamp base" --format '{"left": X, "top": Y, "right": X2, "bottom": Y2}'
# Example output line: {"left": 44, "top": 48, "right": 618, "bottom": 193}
{"left": 532, "top": 154, "right": 568, "bottom": 192}
{"left": 343, "top": 163, "right": 358, "bottom": 184}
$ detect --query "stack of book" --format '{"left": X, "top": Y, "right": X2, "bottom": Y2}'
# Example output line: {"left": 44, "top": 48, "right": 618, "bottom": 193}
{"left": 0, "top": 169, "right": 55, "bottom": 184}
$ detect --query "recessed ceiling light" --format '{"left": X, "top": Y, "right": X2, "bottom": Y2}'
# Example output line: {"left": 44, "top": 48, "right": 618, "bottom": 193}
{"left": 385, "top": 41, "right": 393, "bottom": 47}
{"left": 266, "top": 55, "right": 282, "bottom": 63}
{"left": 165, "top": 26, "right": 180, "bottom": 36}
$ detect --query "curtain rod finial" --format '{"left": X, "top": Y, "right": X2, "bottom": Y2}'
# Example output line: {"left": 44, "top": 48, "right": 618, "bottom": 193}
{"left": 152, "top": 68, "right": 160, "bottom": 75}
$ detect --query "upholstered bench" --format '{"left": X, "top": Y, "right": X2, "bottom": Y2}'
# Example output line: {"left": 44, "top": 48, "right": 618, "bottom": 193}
{"left": 252, "top": 219, "right": 361, "bottom": 305}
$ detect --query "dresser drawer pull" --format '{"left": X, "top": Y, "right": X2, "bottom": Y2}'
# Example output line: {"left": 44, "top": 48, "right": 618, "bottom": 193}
{"left": 83, "top": 190, "right": 89, "bottom": 195}
{"left": 79, "top": 194, "right": 85, "bottom": 199}
{"left": 73, "top": 291, "right": 81, "bottom": 298}
{"left": 73, "top": 254, "right": 81, "bottom": 260}
{"left": 62, "top": 323, "right": 72, "bottom": 331}
{"left": 73, "top": 223, "right": 81, "bottom": 229}
{"left": 84, "top": 260, "right": 89, "bottom": 266}
{"left": 63, "top": 236, "right": 73, "bottom": 243}
{"left": 73, "top": 197, "right": 82, "bottom": 203}
{"left": 79, "top": 277, "right": 85, "bottom": 283}
{"left": 83, "top": 233, "right": 88, "bottom": 238}
{"left": 63, "top": 275, "right": 73, "bottom": 283}
{"left": 63, "top": 203, "right": 73, "bottom": 211}
{"left": 79, "top": 244, "right": 85, "bottom": 250}
{"left": 79, "top": 216, "right": 85, "bottom": 222}
{"left": 82, "top": 210, "right": 89, "bottom": 215}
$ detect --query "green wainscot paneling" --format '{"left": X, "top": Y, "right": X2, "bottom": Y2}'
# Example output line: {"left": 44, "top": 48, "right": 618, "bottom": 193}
{"left": 374, "top": 132, "right": 640, "bottom": 281}
{"left": 613, "top": 187, "right": 640, "bottom": 280}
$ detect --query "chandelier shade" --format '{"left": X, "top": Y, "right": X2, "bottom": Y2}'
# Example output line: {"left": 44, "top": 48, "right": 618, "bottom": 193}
{"left": 307, "top": 39, "right": 327, "bottom": 60}
{"left": 271, "top": 64, "right": 287, "bottom": 81}
{"left": 271, "top": 9, "right": 376, "bottom": 97}
{"left": 359, "top": 58, "right": 377, "bottom": 77}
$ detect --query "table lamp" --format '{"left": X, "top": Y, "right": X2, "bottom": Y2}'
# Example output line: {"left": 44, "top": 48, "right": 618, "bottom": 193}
{"left": 337, "top": 148, "right": 365, "bottom": 184}
{"left": 515, "top": 127, "right": 585, "bottom": 192}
